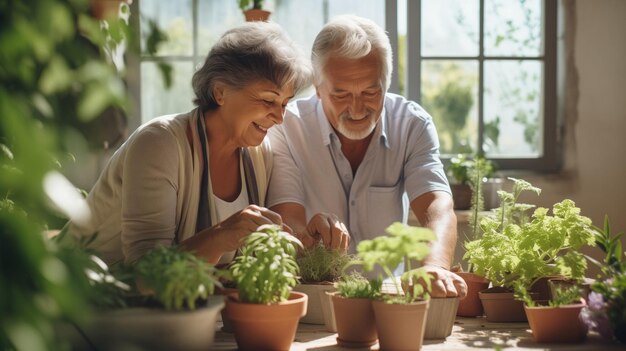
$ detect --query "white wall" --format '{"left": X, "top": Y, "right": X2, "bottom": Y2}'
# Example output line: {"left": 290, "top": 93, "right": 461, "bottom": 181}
{"left": 520, "top": 0, "right": 626, "bottom": 274}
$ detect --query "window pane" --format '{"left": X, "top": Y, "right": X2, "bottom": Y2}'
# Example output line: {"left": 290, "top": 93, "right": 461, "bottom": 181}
{"left": 421, "top": 60, "right": 479, "bottom": 155}
{"left": 140, "top": 1, "right": 193, "bottom": 56}
{"left": 484, "top": 60, "right": 543, "bottom": 158}
{"left": 272, "top": 0, "right": 325, "bottom": 58}
{"left": 421, "top": 0, "right": 479, "bottom": 57}
{"left": 484, "top": 0, "right": 543, "bottom": 57}
{"left": 141, "top": 61, "right": 195, "bottom": 123}
{"left": 328, "top": 0, "right": 385, "bottom": 28}
{"left": 197, "top": 1, "right": 242, "bottom": 59}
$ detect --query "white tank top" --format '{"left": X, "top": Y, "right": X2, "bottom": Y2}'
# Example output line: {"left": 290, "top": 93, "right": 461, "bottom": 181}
{"left": 213, "top": 168, "right": 248, "bottom": 265}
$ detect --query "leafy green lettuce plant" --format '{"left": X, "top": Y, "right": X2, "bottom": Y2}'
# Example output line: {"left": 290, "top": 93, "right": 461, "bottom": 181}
{"left": 229, "top": 224, "right": 302, "bottom": 304}
{"left": 352, "top": 222, "right": 435, "bottom": 304}
{"left": 465, "top": 178, "right": 596, "bottom": 292}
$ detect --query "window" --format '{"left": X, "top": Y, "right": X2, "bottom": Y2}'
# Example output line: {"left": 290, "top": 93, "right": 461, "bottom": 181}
{"left": 403, "top": 0, "right": 557, "bottom": 171}
{"left": 134, "top": 0, "right": 557, "bottom": 171}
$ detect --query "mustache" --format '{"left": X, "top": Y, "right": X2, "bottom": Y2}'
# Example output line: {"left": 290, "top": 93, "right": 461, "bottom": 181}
{"left": 339, "top": 110, "right": 374, "bottom": 120}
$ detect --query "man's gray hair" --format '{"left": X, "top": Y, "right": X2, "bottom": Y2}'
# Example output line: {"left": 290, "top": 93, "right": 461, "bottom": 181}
{"left": 311, "top": 15, "right": 392, "bottom": 89}
{"left": 193, "top": 21, "right": 312, "bottom": 111}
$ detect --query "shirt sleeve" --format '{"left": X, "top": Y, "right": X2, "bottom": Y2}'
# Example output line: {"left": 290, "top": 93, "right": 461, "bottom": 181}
{"left": 403, "top": 105, "right": 451, "bottom": 202}
{"left": 121, "top": 125, "right": 179, "bottom": 264}
{"left": 266, "top": 122, "right": 306, "bottom": 208}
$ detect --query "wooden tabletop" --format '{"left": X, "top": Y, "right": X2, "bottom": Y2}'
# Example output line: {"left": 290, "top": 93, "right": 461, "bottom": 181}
{"left": 211, "top": 317, "right": 623, "bottom": 350}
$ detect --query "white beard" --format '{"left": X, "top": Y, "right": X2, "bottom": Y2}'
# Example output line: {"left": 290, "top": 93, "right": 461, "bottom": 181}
{"left": 337, "top": 112, "right": 377, "bottom": 140}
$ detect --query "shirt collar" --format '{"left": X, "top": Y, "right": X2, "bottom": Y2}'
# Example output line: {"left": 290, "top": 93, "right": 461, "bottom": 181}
{"left": 316, "top": 97, "right": 390, "bottom": 149}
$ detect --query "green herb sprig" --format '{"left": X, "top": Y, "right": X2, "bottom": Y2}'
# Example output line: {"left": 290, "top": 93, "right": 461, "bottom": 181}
{"left": 351, "top": 222, "right": 435, "bottom": 304}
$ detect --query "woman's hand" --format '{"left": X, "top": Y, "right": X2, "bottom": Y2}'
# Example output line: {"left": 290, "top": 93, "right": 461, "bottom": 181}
{"left": 213, "top": 204, "right": 285, "bottom": 252}
{"left": 180, "top": 205, "right": 285, "bottom": 263}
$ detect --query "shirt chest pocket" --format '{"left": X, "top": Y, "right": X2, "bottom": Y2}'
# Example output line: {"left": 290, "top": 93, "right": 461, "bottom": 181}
{"left": 366, "top": 186, "right": 404, "bottom": 239}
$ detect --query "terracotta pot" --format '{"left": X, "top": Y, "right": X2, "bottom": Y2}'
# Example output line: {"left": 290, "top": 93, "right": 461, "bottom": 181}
{"left": 451, "top": 183, "right": 472, "bottom": 210}
{"left": 331, "top": 293, "right": 378, "bottom": 348}
{"left": 525, "top": 300, "right": 587, "bottom": 343}
{"left": 91, "top": 0, "right": 129, "bottom": 20}
{"left": 67, "top": 295, "right": 224, "bottom": 350}
{"left": 215, "top": 287, "right": 238, "bottom": 332}
{"left": 243, "top": 9, "right": 271, "bottom": 22}
{"left": 225, "top": 291, "right": 307, "bottom": 351}
{"left": 372, "top": 298, "right": 429, "bottom": 351}
{"left": 456, "top": 272, "right": 490, "bottom": 317}
{"left": 424, "top": 297, "right": 460, "bottom": 339}
{"left": 479, "top": 287, "right": 537, "bottom": 322}
{"left": 293, "top": 283, "right": 336, "bottom": 329}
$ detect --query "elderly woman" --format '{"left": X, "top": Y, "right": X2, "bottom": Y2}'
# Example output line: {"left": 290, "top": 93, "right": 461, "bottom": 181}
{"left": 62, "top": 22, "right": 311, "bottom": 266}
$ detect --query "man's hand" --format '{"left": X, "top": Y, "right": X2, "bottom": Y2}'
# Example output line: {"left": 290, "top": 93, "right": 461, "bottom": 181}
{"left": 423, "top": 265, "right": 468, "bottom": 298}
{"left": 306, "top": 212, "right": 350, "bottom": 251}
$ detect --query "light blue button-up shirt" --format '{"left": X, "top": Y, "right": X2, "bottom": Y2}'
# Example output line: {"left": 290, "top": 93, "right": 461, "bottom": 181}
{"left": 267, "top": 93, "right": 450, "bottom": 254}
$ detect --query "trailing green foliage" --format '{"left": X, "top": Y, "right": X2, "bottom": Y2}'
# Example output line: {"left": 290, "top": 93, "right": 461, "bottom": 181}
{"left": 351, "top": 222, "right": 435, "bottom": 304}
{"left": 464, "top": 178, "right": 596, "bottom": 292}
{"left": 134, "top": 246, "right": 221, "bottom": 310}
{"left": 297, "top": 244, "right": 353, "bottom": 283}
{"left": 229, "top": 224, "right": 302, "bottom": 304}
{"left": 335, "top": 272, "right": 382, "bottom": 299}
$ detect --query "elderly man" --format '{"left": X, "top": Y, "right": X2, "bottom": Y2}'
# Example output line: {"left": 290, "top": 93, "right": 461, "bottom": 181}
{"left": 267, "top": 15, "right": 466, "bottom": 298}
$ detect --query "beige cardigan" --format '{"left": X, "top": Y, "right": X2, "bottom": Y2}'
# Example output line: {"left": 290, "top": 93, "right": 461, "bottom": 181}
{"left": 63, "top": 110, "right": 272, "bottom": 265}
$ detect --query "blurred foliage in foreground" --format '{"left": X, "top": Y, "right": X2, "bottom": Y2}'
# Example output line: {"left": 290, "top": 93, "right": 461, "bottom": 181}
{"left": 0, "top": 0, "right": 168, "bottom": 349}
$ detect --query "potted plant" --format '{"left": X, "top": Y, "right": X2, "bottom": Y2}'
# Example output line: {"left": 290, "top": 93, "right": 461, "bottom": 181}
{"left": 223, "top": 224, "right": 307, "bottom": 351}
{"left": 447, "top": 154, "right": 501, "bottom": 210}
{"left": 456, "top": 158, "right": 491, "bottom": 317}
{"left": 330, "top": 272, "right": 382, "bottom": 347}
{"left": 68, "top": 246, "right": 225, "bottom": 350}
{"left": 465, "top": 177, "right": 597, "bottom": 322}
{"left": 581, "top": 216, "right": 626, "bottom": 343}
{"left": 238, "top": 0, "right": 271, "bottom": 22}
{"left": 294, "top": 244, "right": 352, "bottom": 331}
{"left": 517, "top": 284, "right": 588, "bottom": 343}
{"left": 354, "top": 222, "right": 450, "bottom": 349}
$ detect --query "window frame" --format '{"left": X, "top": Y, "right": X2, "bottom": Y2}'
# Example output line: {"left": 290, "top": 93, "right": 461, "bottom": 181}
{"left": 130, "top": 0, "right": 559, "bottom": 172}
{"left": 405, "top": 0, "right": 559, "bottom": 172}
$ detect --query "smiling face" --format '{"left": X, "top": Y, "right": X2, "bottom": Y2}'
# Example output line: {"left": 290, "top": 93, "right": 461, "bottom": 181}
{"left": 316, "top": 51, "right": 385, "bottom": 141}
{"left": 217, "top": 79, "right": 294, "bottom": 147}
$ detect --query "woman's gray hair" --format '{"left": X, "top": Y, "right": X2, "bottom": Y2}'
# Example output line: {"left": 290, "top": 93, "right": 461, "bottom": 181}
{"left": 311, "top": 15, "right": 392, "bottom": 90}
{"left": 193, "top": 21, "right": 312, "bottom": 111}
